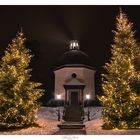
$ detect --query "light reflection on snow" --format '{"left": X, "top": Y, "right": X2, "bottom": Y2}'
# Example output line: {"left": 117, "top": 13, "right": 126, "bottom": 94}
{"left": 37, "top": 107, "right": 102, "bottom": 122}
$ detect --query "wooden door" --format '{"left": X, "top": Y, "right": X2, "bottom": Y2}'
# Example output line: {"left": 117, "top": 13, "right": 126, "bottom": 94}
{"left": 70, "top": 92, "right": 79, "bottom": 106}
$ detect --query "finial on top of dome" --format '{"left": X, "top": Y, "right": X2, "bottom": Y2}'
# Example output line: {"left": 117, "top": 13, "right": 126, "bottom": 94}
{"left": 69, "top": 40, "right": 79, "bottom": 50}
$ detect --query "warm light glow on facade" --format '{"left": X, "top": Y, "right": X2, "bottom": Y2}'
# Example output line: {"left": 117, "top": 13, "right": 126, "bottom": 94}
{"left": 56, "top": 94, "right": 61, "bottom": 100}
{"left": 86, "top": 94, "right": 90, "bottom": 100}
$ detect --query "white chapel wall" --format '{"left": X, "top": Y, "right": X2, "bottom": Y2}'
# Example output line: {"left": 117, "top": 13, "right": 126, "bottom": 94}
{"left": 54, "top": 67, "right": 95, "bottom": 101}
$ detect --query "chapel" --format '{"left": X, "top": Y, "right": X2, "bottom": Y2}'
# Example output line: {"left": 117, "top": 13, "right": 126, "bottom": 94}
{"left": 54, "top": 40, "right": 96, "bottom": 108}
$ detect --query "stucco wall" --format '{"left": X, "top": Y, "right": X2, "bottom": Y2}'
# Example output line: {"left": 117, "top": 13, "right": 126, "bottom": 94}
{"left": 54, "top": 67, "right": 96, "bottom": 100}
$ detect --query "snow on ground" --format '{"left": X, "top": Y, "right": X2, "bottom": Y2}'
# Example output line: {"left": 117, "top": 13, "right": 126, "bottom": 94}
{"left": 0, "top": 118, "right": 59, "bottom": 135}
{"left": 1, "top": 106, "right": 140, "bottom": 135}
{"left": 84, "top": 107, "right": 102, "bottom": 122}
{"left": 0, "top": 107, "right": 61, "bottom": 135}
{"left": 86, "top": 118, "right": 140, "bottom": 135}
{"left": 37, "top": 107, "right": 64, "bottom": 121}
{"left": 85, "top": 107, "right": 140, "bottom": 135}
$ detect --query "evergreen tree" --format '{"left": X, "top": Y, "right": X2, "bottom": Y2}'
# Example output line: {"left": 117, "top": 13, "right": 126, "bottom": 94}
{"left": 0, "top": 31, "right": 44, "bottom": 129}
{"left": 99, "top": 10, "right": 140, "bottom": 129}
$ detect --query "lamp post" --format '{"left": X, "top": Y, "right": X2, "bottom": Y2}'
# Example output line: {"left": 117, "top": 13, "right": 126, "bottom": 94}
{"left": 56, "top": 94, "right": 61, "bottom": 121}
{"left": 86, "top": 94, "right": 90, "bottom": 121}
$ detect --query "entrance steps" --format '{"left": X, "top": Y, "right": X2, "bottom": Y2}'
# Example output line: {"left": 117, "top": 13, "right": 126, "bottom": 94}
{"left": 55, "top": 128, "right": 86, "bottom": 135}
{"left": 56, "top": 106, "right": 86, "bottom": 135}
{"left": 63, "top": 106, "right": 84, "bottom": 121}
{"left": 57, "top": 121, "right": 86, "bottom": 135}
{"left": 58, "top": 121, "right": 85, "bottom": 129}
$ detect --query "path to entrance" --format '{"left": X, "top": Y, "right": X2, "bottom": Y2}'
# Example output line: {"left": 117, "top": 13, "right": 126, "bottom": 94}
{"left": 54, "top": 128, "right": 86, "bottom": 135}
{"left": 54, "top": 121, "right": 86, "bottom": 135}
{"left": 54, "top": 105, "right": 86, "bottom": 135}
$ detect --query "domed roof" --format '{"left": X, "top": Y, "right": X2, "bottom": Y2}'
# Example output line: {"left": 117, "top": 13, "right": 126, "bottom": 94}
{"left": 56, "top": 40, "right": 94, "bottom": 68}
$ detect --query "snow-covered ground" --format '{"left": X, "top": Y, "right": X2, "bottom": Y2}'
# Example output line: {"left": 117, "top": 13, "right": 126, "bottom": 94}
{"left": 84, "top": 107, "right": 102, "bottom": 122}
{"left": 1, "top": 106, "right": 140, "bottom": 135}
{"left": 37, "top": 106, "right": 102, "bottom": 124}
{"left": 38, "top": 106, "right": 102, "bottom": 122}
{"left": 0, "top": 107, "right": 61, "bottom": 135}
{"left": 0, "top": 118, "right": 59, "bottom": 135}
{"left": 37, "top": 107, "right": 64, "bottom": 121}
{"left": 86, "top": 118, "right": 140, "bottom": 135}
{"left": 85, "top": 107, "right": 140, "bottom": 135}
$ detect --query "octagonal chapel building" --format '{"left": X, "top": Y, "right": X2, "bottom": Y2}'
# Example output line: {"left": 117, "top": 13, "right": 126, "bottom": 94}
{"left": 54, "top": 40, "right": 96, "bottom": 106}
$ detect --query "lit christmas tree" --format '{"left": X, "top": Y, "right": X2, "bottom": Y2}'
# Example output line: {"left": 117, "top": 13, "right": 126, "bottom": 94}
{"left": 99, "top": 10, "right": 140, "bottom": 129}
{"left": 0, "top": 31, "right": 44, "bottom": 129}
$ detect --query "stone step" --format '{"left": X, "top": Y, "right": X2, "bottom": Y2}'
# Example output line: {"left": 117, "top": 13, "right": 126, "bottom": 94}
{"left": 63, "top": 106, "right": 84, "bottom": 121}
{"left": 64, "top": 113, "right": 82, "bottom": 117}
{"left": 63, "top": 118, "right": 83, "bottom": 121}
{"left": 64, "top": 116, "right": 82, "bottom": 119}
{"left": 58, "top": 121, "right": 85, "bottom": 129}
{"left": 65, "top": 113, "right": 82, "bottom": 116}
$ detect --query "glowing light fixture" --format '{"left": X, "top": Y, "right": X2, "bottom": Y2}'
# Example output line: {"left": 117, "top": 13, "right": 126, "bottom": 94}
{"left": 69, "top": 40, "right": 79, "bottom": 50}
{"left": 86, "top": 94, "right": 91, "bottom": 121}
{"left": 56, "top": 94, "right": 61, "bottom": 100}
{"left": 86, "top": 94, "right": 90, "bottom": 100}
{"left": 56, "top": 94, "right": 61, "bottom": 121}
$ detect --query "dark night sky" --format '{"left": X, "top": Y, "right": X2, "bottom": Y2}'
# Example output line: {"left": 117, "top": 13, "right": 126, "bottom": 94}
{"left": 0, "top": 6, "right": 140, "bottom": 102}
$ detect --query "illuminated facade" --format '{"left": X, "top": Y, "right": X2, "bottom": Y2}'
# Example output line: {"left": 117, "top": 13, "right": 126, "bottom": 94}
{"left": 54, "top": 40, "right": 96, "bottom": 106}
